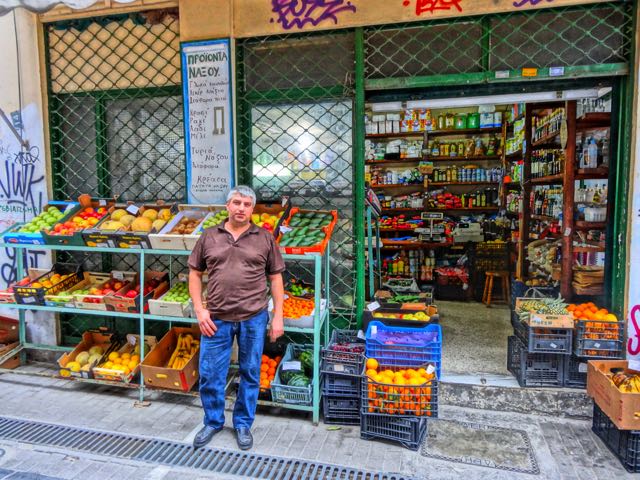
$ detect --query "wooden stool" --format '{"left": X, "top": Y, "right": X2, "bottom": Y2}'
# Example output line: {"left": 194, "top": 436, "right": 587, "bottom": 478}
{"left": 482, "top": 271, "right": 510, "bottom": 307}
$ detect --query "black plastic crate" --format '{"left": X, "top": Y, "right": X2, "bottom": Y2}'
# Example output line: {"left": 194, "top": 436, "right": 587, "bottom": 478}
{"left": 513, "top": 319, "right": 573, "bottom": 355}
{"left": 321, "top": 329, "right": 365, "bottom": 376}
{"left": 321, "top": 371, "right": 360, "bottom": 396}
{"left": 360, "top": 412, "right": 427, "bottom": 451}
{"left": 507, "top": 336, "right": 564, "bottom": 387}
{"left": 592, "top": 403, "right": 640, "bottom": 473}
{"left": 574, "top": 319, "right": 624, "bottom": 359}
{"left": 563, "top": 355, "right": 588, "bottom": 389}
{"left": 322, "top": 395, "right": 360, "bottom": 425}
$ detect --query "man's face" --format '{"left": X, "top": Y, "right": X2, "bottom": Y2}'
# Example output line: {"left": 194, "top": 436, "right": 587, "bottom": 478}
{"left": 226, "top": 194, "right": 255, "bottom": 226}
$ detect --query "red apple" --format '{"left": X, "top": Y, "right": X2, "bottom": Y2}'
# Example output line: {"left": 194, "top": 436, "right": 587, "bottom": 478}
{"left": 125, "top": 290, "right": 138, "bottom": 299}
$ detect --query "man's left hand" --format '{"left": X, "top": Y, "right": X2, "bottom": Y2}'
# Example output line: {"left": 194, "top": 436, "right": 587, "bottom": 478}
{"left": 269, "top": 314, "right": 284, "bottom": 342}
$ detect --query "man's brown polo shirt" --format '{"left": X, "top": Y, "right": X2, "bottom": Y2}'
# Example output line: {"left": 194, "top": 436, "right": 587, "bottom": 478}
{"left": 188, "top": 221, "right": 285, "bottom": 321}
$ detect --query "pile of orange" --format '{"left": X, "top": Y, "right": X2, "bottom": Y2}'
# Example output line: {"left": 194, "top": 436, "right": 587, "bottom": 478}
{"left": 281, "top": 297, "right": 314, "bottom": 319}
{"left": 567, "top": 302, "right": 617, "bottom": 322}
{"left": 364, "top": 358, "right": 436, "bottom": 416}
{"left": 259, "top": 354, "right": 281, "bottom": 391}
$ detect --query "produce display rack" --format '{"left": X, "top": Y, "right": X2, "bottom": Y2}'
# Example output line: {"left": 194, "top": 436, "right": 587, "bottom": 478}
{"left": 0, "top": 240, "right": 331, "bottom": 424}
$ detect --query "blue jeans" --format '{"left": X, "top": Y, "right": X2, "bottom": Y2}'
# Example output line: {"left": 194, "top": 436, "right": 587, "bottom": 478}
{"left": 199, "top": 309, "right": 269, "bottom": 430}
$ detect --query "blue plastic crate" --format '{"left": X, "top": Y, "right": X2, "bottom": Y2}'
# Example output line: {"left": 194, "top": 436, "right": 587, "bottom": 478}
{"left": 365, "top": 321, "right": 442, "bottom": 378}
{"left": 271, "top": 343, "right": 314, "bottom": 406}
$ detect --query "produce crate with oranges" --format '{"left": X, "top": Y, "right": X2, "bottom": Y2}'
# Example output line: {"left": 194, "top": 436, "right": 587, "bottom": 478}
{"left": 93, "top": 334, "right": 156, "bottom": 383}
{"left": 278, "top": 295, "right": 326, "bottom": 329}
{"left": 0, "top": 269, "right": 48, "bottom": 304}
{"left": 361, "top": 358, "right": 438, "bottom": 418}
{"left": 568, "top": 302, "right": 624, "bottom": 358}
{"left": 259, "top": 354, "right": 282, "bottom": 400}
{"left": 14, "top": 263, "right": 83, "bottom": 306}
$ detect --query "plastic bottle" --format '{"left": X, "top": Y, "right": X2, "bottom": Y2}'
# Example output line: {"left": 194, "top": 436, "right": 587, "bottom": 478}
{"left": 588, "top": 138, "right": 598, "bottom": 169}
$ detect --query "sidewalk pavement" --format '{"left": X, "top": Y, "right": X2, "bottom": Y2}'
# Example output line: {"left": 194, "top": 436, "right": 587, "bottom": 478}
{"left": 0, "top": 369, "right": 635, "bottom": 480}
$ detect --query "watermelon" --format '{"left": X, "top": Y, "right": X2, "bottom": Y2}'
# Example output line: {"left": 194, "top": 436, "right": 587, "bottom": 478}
{"left": 287, "top": 373, "right": 310, "bottom": 387}
{"left": 280, "top": 368, "right": 303, "bottom": 384}
{"left": 299, "top": 350, "right": 314, "bottom": 373}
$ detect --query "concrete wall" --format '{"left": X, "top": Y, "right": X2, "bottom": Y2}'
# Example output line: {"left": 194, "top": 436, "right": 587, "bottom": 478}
{"left": 0, "top": 10, "right": 57, "bottom": 349}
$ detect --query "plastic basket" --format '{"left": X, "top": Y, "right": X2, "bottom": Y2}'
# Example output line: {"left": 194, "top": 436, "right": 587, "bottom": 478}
{"left": 360, "top": 363, "right": 438, "bottom": 418}
{"left": 563, "top": 355, "right": 587, "bottom": 389}
{"left": 14, "top": 263, "right": 83, "bottom": 306}
{"left": 507, "top": 336, "right": 563, "bottom": 388}
{"left": 322, "top": 395, "right": 360, "bottom": 425}
{"left": 574, "top": 319, "right": 624, "bottom": 359}
{"left": 321, "top": 329, "right": 365, "bottom": 375}
{"left": 360, "top": 412, "right": 427, "bottom": 451}
{"left": 271, "top": 343, "right": 314, "bottom": 406}
{"left": 513, "top": 319, "right": 573, "bottom": 355}
{"left": 321, "top": 371, "right": 360, "bottom": 396}
{"left": 365, "top": 322, "right": 442, "bottom": 378}
{"left": 592, "top": 402, "right": 640, "bottom": 473}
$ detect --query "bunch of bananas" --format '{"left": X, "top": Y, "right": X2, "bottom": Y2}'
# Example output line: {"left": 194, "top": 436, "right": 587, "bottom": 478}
{"left": 611, "top": 371, "right": 640, "bottom": 393}
{"left": 167, "top": 333, "right": 199, "bottom": 370}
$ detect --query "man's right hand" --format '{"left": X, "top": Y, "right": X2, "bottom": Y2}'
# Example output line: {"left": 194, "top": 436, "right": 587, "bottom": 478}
{"left": 196, "top": 308, "right": 217, "bottom": 337}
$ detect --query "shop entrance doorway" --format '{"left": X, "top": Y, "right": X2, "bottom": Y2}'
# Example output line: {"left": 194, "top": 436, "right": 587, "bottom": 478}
{"left": 366, "top": 79, "right": 619, "bottom": 386}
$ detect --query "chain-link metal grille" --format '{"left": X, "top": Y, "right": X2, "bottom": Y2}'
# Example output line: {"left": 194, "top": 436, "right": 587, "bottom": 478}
{"left": 365, "top": 3, "right": 632, "bottom": 81}
{"left": 236, "top": 32, "right": 356, "bottom": 326}
{"left": 46, "top": 10, "right": 185, "bottom": 201}
{"left": 44, "top": 10, "right": 185, "bottom": 342}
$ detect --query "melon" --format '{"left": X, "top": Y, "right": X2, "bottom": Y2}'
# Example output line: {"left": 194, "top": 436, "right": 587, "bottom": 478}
{"left": 158, "top": 208, "right": 172, "bottom": 221}
{"left": 100, "top": 220, "right": 124, "bottom": 231}
{"left": 88, "top": 353, "right": 102, "bottom": 365}
{"left": 131, "top": 216, "right": 153, "bottom": 233}
{"left": 111, "top": 209, "right": 128, "bottom": 221}
{"left": 152, "top": 219, "right": 166, "bottom": 231}
{"left": 142, "top": 209, "right": 158, "bottom": 221}
{"left": 119, "top": 214, "right": 135, "bottom": 227}
{"left": 75, "top": 351, "right": 90, "bottom": 366}
{"left": 88, "top": 345, "right": 104, "bottom": 356}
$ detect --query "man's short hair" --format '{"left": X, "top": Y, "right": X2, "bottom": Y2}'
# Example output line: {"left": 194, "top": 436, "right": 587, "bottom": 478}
{"left": 226, "top": 185, "right": 256, "bottom": 206}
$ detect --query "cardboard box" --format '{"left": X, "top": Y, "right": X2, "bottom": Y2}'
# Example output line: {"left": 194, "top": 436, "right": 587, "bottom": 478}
{"left": 141, "top": 326, "right": 200, "bottom": 392}
{"left": 587, "top": 359, "right": 640, "bottom": 430}
{"left": 93, "top": 334, "right": 157, "bottom": 383}
{"left": 57, "top": 331, "right": 116, "bottom": 379}
{"left": 0, "top": 341, "right": 20, "bottom": 369}
{"left": 104, "top": 271, "right": 169, "bottom": 313}
{"left": 0, "top": 317, "right": 18, "bottom": 343}
{"left": 515, "top": 298, "right": 574, "bottom": 329}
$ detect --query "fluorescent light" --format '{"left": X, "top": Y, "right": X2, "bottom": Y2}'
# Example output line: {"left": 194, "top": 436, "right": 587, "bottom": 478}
{"left": 406, "top": 90, "right": 599, "bottom": 109}
{"left": 370, "top": 102, "right": 403, "bottom": 112}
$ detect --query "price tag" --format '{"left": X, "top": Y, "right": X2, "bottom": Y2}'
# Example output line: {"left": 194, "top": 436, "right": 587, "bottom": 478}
{"left": 22, "top": 296, "right": 35, "bottom": 304}
{"left": 333, "top": 364, "right": 345, "bottom": 373}
{"left": 367, "top": 301, "right": 380, "bottom": 312}
{"left": 426, "top": 365, "right": 436, "bottom": 375}
{"left": 113, "top": 271, "right": 125, "bottom": 281}
{"left": 127, "top": 334, "right": 137, "bottom": 346}
{"left": 564, "top": 228, "right": 572, "bottom": 237}
{"left": 495, "top": 70, "right": 510, "bottom": 79}
{"left": 279, "top": 225, "right": 293, "bottom": 234}
{"left": 126, "top": 205, "right": 140, "bottom": 215}
{"left": 282, "top": 361, "right": 301, "bottom": 371}
{"left": 98, "top": 199, "right": 107, "bottom": 206}
{"left": 522, "top": 68, "right": 538, "bottom": 77}
{"left": 550, "top": 342, "right": 558, "bottom": 349}
{"left": 593, "top": 342, "right": 601, "bottom": 349}
{"left": 549, "top": 66, "right": 565, "bottom": 77}
{"left": 357, "top": 330, "right": 366, "bottom": 340}
{"left": 578, "top": 362, "right": 588, "bottom": 373}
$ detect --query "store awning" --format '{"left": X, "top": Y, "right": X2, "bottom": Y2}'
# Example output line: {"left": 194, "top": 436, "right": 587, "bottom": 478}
{"left": 0, "top": 0, "right": 136, "bottom": 16}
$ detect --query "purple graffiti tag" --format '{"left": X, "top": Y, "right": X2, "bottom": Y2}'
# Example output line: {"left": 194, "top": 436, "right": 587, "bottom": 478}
{"left": 271, "top": 0, "right": 357, "bottom": 30}
{"left": 513, "top": 0, "right": 554, "bottom": 7}
{"left": 403, "top": 0, "right": 462, "bottom": 15}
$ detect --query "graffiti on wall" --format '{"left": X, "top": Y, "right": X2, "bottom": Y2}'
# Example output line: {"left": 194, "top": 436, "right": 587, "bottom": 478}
{"left": 402, "top": 0, "right": 462, "bottom": 16}
{"left": 513, "top": 0, "right": 555, "bottom": 7}
{"left": 0, "top": 104, "right": 49, "bottom": 291}
{"left": 270, "top": 0, "right": 357, "bottom": 30}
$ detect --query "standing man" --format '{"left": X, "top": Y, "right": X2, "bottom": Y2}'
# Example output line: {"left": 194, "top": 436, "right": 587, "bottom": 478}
{"left": 188, "top": 186, "right": 285, "bottom": 450}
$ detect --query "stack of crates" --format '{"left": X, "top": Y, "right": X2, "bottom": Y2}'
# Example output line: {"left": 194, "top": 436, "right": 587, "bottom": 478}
{"left": 592, "top": 403, "right": 640, "bottom": 473}
{"left": 566, "top": 318, "right": 625, "bottom": 388}
{"left": 320, "top": 330, "right": 365, "bottom": 425}
{"left": 509, "top": 314, "right": 573, "bottom": 387}
{"left": 360, "top": 321, "right": 441, "bottom": 450}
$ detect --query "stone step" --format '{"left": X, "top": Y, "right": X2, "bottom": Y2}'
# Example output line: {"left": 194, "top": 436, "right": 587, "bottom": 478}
{"left": 441, "top": 373, "right": 591, "bottom": 419}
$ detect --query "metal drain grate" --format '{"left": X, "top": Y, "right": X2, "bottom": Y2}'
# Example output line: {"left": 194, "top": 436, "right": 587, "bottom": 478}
{"left": 0, "top": 417, "right": 415, "bottom": 480}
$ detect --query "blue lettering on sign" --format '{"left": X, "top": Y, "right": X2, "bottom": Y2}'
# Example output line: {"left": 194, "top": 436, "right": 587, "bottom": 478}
{"left": 270, "top": 0, "right": 357, "bottom": 30}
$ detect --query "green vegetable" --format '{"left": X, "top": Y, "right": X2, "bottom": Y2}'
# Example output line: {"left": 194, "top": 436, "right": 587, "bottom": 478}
{"left": 287, "top": 373, "right": 310, "bottom": 387}
{"left": 280, "top": 368, "right": 303, "bottom": 384}
{"left": 298, "top": 350, "right": 314, "bottom": 372}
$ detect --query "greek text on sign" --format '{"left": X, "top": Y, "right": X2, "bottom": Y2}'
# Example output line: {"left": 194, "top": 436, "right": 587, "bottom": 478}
{"left": 182, "top": 40, "right": 235, "bottom": 204}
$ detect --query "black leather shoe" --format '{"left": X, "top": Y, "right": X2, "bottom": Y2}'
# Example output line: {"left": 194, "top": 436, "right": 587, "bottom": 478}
{"left": 193, "top": 425, "right": 223, "bottom": 448}
{"left": 235, "top": 427, "right": 253, "bottom": 450}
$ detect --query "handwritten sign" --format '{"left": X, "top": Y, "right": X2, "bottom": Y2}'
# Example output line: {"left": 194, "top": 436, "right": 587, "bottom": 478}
{"left": 182, "top": 39, "right": 234, "bottom": 204}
